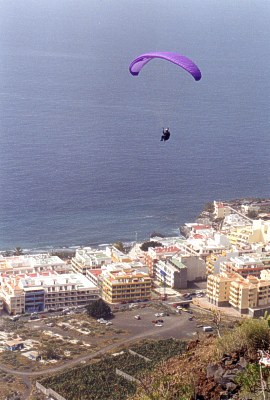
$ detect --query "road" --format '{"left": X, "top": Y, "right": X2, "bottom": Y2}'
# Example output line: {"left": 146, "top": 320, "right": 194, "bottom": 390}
{"left": 0, "top": 319, "right": 192, "bottom": 378}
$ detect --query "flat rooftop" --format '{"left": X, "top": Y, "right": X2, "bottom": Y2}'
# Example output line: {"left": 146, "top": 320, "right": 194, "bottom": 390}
{"left": 18, "top": 273, "right": 97, "bottom": 289}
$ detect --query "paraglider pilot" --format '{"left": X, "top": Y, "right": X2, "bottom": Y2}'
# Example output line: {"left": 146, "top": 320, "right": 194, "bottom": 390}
{"left": 161, "top": 128, "right": 170, "bottom": 142}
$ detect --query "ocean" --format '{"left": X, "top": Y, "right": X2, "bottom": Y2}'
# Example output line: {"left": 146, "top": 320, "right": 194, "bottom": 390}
{"left": 0, "top": 0, "right": 269, "bottom": 250}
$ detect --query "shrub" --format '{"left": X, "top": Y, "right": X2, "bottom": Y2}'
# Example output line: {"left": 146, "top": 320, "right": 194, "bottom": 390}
{"left": 235, "top": 363, "right": 261, "bottom": 396}
{"left": 140, "top": 241, "right": 162, "bottom": 252}
{"left": 218, "top": 318, "right": 270, "bottom": 357}
{"left": 86, "top": 299, "right": 112, "bottom": 319}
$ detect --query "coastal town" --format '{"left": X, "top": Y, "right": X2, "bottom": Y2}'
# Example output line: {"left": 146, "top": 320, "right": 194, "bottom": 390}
{"left": 0, "top": 198, "right": 270, "bottom": 399}
{"left": 1, "top": 198, "right": 269, "bottom": 317}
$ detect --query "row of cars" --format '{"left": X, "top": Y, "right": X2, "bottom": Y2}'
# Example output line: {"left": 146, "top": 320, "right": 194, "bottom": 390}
{"left": 9, "top": 306, "right": 87, "bottom": 322}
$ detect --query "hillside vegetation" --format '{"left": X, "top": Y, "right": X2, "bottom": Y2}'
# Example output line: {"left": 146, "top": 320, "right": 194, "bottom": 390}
{"left": 129, "top": 317, "right": 270, "bottom": 400}
{"left": 36, "top": 318, "right": 270, "bottom": 400}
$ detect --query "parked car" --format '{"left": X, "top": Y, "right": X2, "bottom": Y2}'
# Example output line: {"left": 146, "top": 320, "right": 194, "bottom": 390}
{"left": 30, "top": 315, "right": 39, "bottom": 320}
{"left": 10, "top": 315, "right": 20, "bottom": 321}
{"left": 134, "top": 315, "right": 141, "bottom": 320}
{"left": 155, "top": 323, "right": 163, "bottom": 327}
{"left": 203, "top": 326, "right": 213, "bottom": 332}
{"left": 129, "top": 304, "right": 138, "bottom": 309}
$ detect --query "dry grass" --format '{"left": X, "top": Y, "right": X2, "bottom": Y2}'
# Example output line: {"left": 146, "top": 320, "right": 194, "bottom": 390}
{"left": 128, "top": 336, "right": 219, "bottom": 400}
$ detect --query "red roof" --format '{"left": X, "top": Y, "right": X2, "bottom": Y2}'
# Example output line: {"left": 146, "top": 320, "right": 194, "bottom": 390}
{"left": 155, "top": 246, "right": 179, "bottom": 253}
{"left": 88, "top": 269, "right": 103, "bottom": 276}
{"left": 193, "top": 225, "right": 211, "bottom": 230}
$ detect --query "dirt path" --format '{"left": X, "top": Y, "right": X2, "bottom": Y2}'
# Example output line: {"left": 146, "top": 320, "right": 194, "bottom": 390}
{"left": 0, "top": 323, "right": 183, "bottom": 378}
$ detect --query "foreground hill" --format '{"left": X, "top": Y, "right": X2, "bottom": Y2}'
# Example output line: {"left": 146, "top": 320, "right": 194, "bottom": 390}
{"left": 128, "top": 318, "right": 270, "bottom": 400}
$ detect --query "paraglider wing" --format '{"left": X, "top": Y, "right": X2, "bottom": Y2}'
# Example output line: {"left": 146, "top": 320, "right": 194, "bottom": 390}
{"left": 129, "top": 51, "right": 201, "bottom": 81}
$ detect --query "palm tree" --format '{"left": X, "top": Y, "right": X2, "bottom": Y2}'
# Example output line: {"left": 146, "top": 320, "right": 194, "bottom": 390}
{"left": 14, "top": 247, "right": 23, "bottom": 256}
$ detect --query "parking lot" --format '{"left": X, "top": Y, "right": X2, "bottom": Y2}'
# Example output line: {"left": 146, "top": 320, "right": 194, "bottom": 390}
{"left": 111, "top": 306, "right": 198, "bottom": 340}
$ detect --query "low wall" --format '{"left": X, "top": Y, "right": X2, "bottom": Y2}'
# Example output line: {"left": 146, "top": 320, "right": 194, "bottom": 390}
{"left": 115, "top": 368, "right": 140, "bottom": 384}
{"left": 36, "top": 381, "right": 67, "bottom": 400}
{"left": 128, "top": 349, "right": 151, "bottom": 362}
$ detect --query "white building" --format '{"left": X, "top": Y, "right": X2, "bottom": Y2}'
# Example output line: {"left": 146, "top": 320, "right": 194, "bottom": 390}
{"left": 155, "top": 259, "right": 187, "bottom": 289}
{"left": 0, "top": 254, "right": 70, "bottom": 275}
{"left": 185, "top": 237, "right": 227, "bottom": 261}
{"left": 71, "top": 247, "right": 112, "bottom": 275}
{"left": 0, "top": 272, "right": 99, "bottom": 315}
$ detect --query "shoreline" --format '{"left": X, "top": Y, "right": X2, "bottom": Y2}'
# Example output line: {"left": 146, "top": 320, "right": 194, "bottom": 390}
{"left": 1, "top": 196, "right": 269, "bottom": 255}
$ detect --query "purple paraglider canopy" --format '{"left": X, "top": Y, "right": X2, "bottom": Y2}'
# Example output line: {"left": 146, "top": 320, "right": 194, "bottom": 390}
{"left": 129, "top": 51, "right": 201, "bottom": 81}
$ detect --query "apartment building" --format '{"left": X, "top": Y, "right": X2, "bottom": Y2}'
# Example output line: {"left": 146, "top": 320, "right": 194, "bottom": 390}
{"left": 207, "top": 270, "right": 270, "bottom": 316}
{"left": 213, "top": 201, "right": 231, "bottom": 219}
{"left": 179, "top": 254, "right": 206, "bottom": 282}
{"left": 144, "top": 245, "right": 180, "bottom": 276}
{"left": 71, "top": 247, "right": 111, "bottom": 275}
{"left": 183, "top": 223, "right": 214, "bottom": 238}
{"left": 154, "top": 252, "right": 206, "bottom": 289}
{"left": 0, "top": 272, "right": 99, "bottom": 315}
{"left": 0, "top": 254, "right": 70, "bottom": 276}
{"left": 207, "top": 273, "right": 235, "bottom": 306}
{"left": 229, "top": 276, "right": 258, "bottom": 312}
{"left": 154, "top": 258, "right": 187, "bottom": 289}
{"left": 107, "top": 246, "right": 133, "bottom": 263}
{"left": 206, "top": 250, "right": 240, "bottom": 275}
{"left": 100, "top": 267, "right": 151, "bottom": 304}
{"left": 228, "top": 220, "right": 270, "bottom": 248}
{"left": 220, "top": 252, "right": 270, "bottom": 278}
{"left": 185, "top": 237, "right": 227, "bottom": 261}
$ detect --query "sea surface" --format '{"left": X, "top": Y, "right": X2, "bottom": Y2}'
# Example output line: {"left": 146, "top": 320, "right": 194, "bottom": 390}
{"left": 0, "top": 0, "right": 269, "bottom": 250}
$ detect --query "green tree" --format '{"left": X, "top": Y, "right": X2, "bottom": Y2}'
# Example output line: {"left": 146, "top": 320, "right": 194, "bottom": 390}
{"left": 39, "top": 343, "right": 61, "bottom": 360}
{"left": 113, "top": 241, "right": 125, "bottom": 252}
{"left": 87, "top": 299, "right": 112, "bottom": 319}
{"left": 247, "top": 210, "right": 258, "bottom": 219}
{"left": 204, "top": 202, "right": 214, "bottom": 213}
{"left": 140, "top": 241, "right": 162, "bottom": 252}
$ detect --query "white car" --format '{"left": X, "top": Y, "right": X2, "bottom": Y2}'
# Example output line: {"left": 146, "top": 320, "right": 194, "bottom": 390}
{"left": 155, "top": 323, "right": 163, "bottom": 327}
{"left": 154, "top": 313, "right": 161, "bottom": 317}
